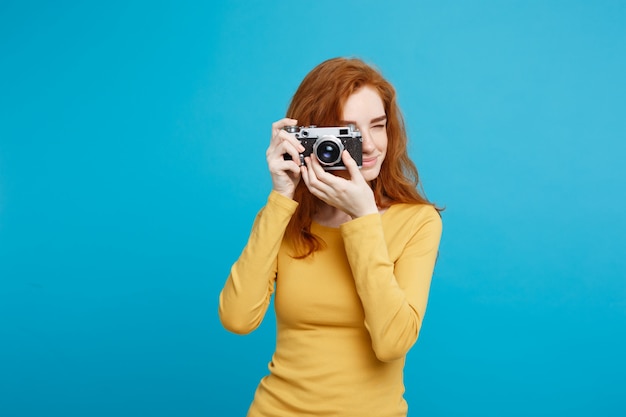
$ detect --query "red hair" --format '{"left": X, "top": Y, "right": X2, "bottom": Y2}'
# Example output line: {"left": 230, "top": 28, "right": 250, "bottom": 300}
{"left": 285, "top": 57, "right": 440, "bottom": 258}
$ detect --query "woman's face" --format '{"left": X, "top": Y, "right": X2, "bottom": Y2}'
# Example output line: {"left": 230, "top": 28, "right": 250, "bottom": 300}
{"left": 340, "top": 86, "right": 388, "bottom": 182}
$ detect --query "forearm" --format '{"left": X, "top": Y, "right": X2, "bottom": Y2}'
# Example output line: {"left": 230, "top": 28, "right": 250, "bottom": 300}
{"left": 218, "top": 191, "right": 298, "bottom": 334}
{"left": 341, "top": 208, "right": 442, "bottom": 362}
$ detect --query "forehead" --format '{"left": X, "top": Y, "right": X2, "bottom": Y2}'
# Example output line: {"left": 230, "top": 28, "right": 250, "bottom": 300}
{"left": 341, "top": 86, "right": 385, "bottom": 120}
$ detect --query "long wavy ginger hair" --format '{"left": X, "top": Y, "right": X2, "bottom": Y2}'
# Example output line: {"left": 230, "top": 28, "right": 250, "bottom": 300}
{"left": 285, "top": 57, "right": 437, "bottom": 258}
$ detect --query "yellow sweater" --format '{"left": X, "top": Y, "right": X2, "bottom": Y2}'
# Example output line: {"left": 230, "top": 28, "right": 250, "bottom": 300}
{"left": 219, "top": 191, "right": 442, "bottom": 417}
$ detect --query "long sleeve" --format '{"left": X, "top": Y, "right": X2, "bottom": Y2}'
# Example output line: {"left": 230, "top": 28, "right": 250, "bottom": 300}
{"left": 340, "top": 204, "right": 442, "bottom": 362}
{"left": 218, "top": 191, "right": 298, "bottom": 334}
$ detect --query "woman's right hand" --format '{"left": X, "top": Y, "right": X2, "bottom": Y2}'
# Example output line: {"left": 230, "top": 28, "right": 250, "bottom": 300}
{"left": 266, "top": 118, "right": 305, "bottom": 199}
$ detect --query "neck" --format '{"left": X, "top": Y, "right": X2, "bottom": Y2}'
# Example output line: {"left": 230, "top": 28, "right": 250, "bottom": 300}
{"left": 313, "top": 204, "right": 353, "bottom": 228}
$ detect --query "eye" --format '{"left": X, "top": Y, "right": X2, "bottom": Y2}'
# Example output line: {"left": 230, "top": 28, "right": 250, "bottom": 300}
{"left": 372, "top": 124, "right": 386, "bottom": 129}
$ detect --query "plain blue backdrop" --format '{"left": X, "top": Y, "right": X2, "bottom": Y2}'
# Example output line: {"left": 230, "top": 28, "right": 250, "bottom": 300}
{"left": 1, "top": 1, "right": 625, "bottom": 416}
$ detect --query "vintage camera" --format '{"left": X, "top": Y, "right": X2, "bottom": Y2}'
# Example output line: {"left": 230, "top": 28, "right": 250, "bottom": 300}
{"left": 283, "top": 125, "right": 362, "bottom": 170}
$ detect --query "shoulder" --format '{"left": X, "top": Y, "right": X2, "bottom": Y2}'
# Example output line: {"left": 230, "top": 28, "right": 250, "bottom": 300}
{"left": 381, "top": 203, "right": 442, "bottom": 257}
{"left": 383, "top": 203, "right": 442, "bottom": 242}
{"left": 385, "top": 203, "right": 441, "bottom": 229}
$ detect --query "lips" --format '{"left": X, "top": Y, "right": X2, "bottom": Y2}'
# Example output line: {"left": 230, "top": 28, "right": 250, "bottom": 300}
{"left": 361, "top": 156, "right": 378, "bottom": 167}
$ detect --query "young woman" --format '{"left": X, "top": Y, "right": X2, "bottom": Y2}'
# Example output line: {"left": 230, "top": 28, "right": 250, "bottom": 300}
{"left": 219, "top": 57, "right": 442, "bottom": 417}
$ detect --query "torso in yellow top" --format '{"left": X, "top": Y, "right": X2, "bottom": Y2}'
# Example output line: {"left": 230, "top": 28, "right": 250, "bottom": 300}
{"left": 219, "top": 191, "right": 442, "bottom": 417}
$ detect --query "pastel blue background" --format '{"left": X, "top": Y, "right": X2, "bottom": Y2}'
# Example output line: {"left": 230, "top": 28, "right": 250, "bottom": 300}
{"left": 1, "top": 1, "right": 624, "bottom": 416}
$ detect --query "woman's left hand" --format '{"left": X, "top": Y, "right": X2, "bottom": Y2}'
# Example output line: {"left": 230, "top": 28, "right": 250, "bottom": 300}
{"left": 301, "top": 150, "right": 379, "bottom": 219}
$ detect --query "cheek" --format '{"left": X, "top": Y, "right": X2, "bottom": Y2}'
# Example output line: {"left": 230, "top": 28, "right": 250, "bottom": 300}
{"left": 377, "top": 133, "right": 388, "bottom": 153}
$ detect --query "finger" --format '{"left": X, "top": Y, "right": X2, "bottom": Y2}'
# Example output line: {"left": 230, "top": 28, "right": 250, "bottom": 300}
{"left": 268, "top": 148, "right": 302, "bottom": 175}
{"left": 279, "top": 159, "right": 303, "bottom": 175}
{"left": 308, "top": 154, "right": 330, "bottom": 180}
{"left": 300, "top": 162, "right": 311, "bottom": 188}
{"left": 268, "top": 139, "right": 302, "bottom": 165}
{"left": 268, "top": 129, "right": 304, "bottom": 160}
{"left": 308, "top": 154, "right": 343, "bottom": 187}
{"left": 341, "top": 150, "right": 362, "bottom": 181}
{"left": 277, "top": 129, "right": 305, "bottom": 153}
{"left": 271, "top": 118, "right": 298, "bottom": 131}
{"left": 271, "top": 118, "right": 298, "bottom": 142}
{"left": 303, "top": 156, "right": 335, "bottom": 195}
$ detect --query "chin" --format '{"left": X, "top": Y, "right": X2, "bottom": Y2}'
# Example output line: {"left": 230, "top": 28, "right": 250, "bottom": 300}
{"left": 361, "top": 167, "right": 382, "bottom": 182}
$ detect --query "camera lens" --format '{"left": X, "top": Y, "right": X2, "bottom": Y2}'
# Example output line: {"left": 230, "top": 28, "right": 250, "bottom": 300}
{"left": 313, "top": 136, "right": 344, "bottom": 166}
{"left": 319, "top": 143, "right": 339, "bottom": 162}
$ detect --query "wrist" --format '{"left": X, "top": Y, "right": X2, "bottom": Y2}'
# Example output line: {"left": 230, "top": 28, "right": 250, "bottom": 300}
{"left": 349, "top": 205, "right": 379, "bottom": 220}
{"left": 272, "top": 187, "right": 295, "bottom": 200}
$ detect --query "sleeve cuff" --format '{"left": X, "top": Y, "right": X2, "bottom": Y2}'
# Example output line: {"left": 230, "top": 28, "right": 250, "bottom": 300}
{"left": 267, "top": 190, "right": 299, "bottom": 213}
{"left": 340, "top": 212, "right": 382, "bottom": 240}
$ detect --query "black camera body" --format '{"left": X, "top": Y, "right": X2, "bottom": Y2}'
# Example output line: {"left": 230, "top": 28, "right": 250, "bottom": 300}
{"left": 283, "top": 125, "right": 362, "bottom": 170}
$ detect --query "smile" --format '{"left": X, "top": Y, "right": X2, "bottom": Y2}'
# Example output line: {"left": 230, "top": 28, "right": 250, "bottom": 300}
{"left": 361, "top": 156, "right": 378, "bottom": 167}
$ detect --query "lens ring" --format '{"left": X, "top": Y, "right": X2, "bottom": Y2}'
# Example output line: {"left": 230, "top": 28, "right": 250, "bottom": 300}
{"left": 313, "top": 135, "right": 344, "bottom": 166}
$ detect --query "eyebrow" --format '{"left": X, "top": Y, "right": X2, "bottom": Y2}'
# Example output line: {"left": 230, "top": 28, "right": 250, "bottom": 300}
{"left": 340, "top": 115, "right": 387, "bottom": 125}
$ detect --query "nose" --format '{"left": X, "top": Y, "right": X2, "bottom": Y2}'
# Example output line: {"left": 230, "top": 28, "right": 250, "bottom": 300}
{"left": 361, "top": 128, "right": 375, "bottom": 153}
